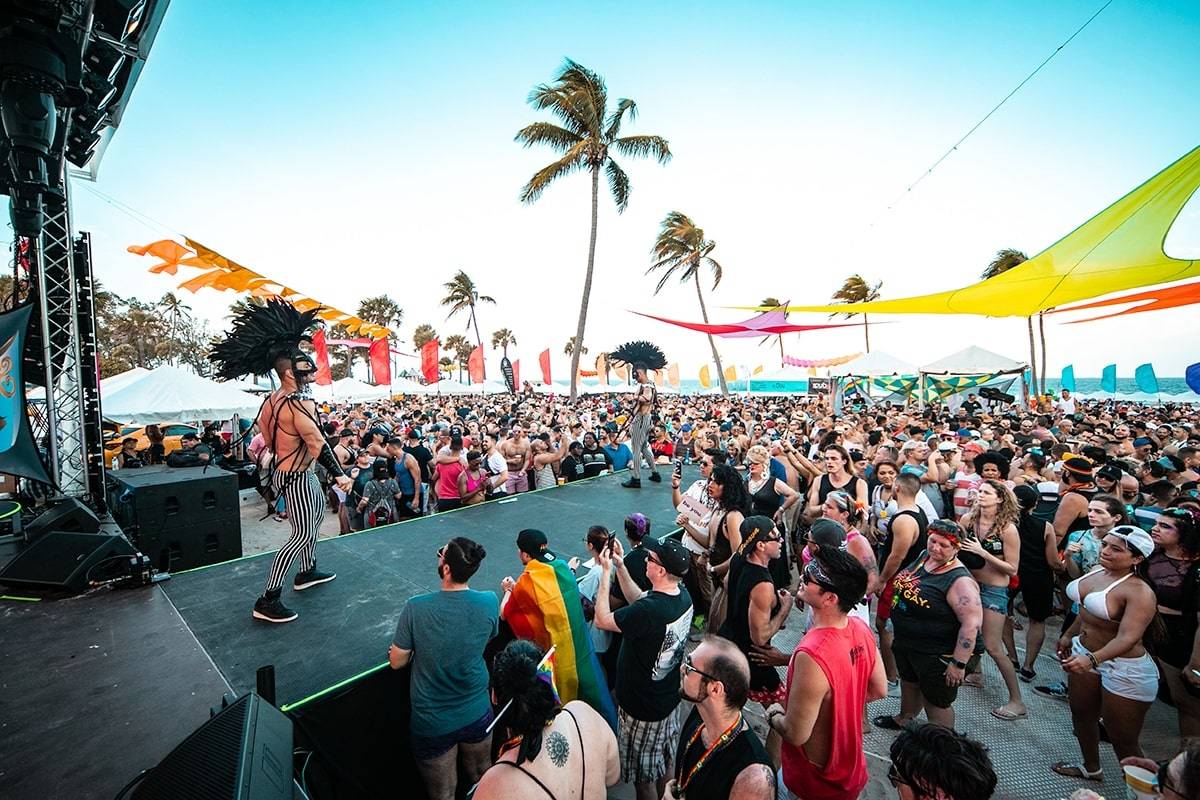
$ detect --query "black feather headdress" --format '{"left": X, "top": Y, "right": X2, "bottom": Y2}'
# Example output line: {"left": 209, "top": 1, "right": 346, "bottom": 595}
{"left": 209, "top": 299, "right": 322, "bottom": 380}
{"left": 609, "top": 340, "right": 668, "bottom": 371}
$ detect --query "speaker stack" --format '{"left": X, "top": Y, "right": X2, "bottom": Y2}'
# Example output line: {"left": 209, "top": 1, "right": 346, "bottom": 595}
{"left": 108, "top": 466, "right": 242, "bottom": 572}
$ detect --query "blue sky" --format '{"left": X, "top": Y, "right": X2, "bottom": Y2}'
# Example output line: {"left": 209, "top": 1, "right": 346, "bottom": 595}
{"left": 14, "top": 0, "right": 1200, "bottom": 378}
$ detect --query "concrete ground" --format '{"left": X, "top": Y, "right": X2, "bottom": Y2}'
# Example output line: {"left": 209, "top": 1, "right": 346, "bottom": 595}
{"left": 236, "top": 492, "right": 1184, "bottom": 799}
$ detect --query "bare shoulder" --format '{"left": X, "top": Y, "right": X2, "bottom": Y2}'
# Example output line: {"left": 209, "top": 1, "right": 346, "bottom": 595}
{"left": 730, "top": 762, "right": 775, "bottom": 799}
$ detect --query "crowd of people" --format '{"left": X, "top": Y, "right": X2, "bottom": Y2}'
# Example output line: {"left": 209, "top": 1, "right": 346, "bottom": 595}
{"left": 161, "top": 381, "right": 1200, "bottom": 798}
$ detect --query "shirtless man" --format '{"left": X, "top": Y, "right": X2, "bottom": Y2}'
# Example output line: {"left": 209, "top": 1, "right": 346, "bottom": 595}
{"left": 209, "top": 300, "right": 352, "bottom": 624}
{"left": 621, "top": 363, "right": 662, "bottom": 489}
{"left": 501, "top": 424, "right": 532, "bottom": 494}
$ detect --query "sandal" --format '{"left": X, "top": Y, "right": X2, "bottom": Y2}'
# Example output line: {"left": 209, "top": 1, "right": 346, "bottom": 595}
{"left": 1051, "top": 762, "right": 1103, "bottom": 782}
{"left": 1019, "top": 667, "right": 1037, "bottom": 682}
{"left": 964, "top": 674, "right": 985, "bottom": 688}
{"left": 872, "top": 714, "right": 906, "bottom": 731}
{"left": 990, "top": 706, "right": 1028, "bottom": 721}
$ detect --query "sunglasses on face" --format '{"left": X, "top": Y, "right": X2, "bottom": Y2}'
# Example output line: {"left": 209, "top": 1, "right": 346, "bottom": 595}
{"left": 681, "top": 654, "right": 718, "bottom": 682}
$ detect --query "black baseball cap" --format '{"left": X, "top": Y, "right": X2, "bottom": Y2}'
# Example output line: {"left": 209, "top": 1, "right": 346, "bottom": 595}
{"left": 642, "top": 536, "right": 691, "bottom": 578}
{"left": 516, "top": 529, "right": 556, "bottom": 562}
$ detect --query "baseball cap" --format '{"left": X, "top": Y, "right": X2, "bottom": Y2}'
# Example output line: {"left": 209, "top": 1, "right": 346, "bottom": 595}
{"left": 516, "top": 529, "right": 556, "bottom": 562}
{"left": 1096, "top": 464, "right": 1123, "bottom": 482}
{"left": 406, "top": 427, "right": 421, "bottom": 439}
{"left": 956, "top": 428, "right": 971, "bottom": 437}
{"left": 681, "top": 423, "right": 693, "bottom": 432}
{"left": 1133, "top": 437, "right": 1154, "bottom": 447}
{"left": 1108, "top": 525, "right": 1154, "bottom": 558}
{"left": 642, "top": 537, "right": 691, "bottom": 578}
{"left": 808, "top": 519, "right": 846, "bottom": 549}
{"left": 739, "top": 514, "right": 776, "bottom": 544}
{"left": 961, "top": 441, "right": 985, "bottom": 455}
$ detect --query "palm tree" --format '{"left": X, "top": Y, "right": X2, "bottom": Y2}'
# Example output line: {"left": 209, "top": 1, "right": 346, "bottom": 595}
{"left": 357, "top": 295, "right": 403, "bottom": 343}
{"left": 982, "top": 249, "right": 1038, "bottom": 396}
{"left": 226, "top": 296, "right": 266, "bottom": 319}
{"left": 830, "top": 275, "right": 882, "bottom": 352}
{"left": 648, "top": 211, "right": 729, "bottom": 395}
{"left": 491, "top": 328, "right": 517, "bottom": 357}
{"left": 517, "top": 59, "right": 671, "bottom": 400}
{"left": 437, "top": 356, "right": 453, "bottom": 380}
{"left": 444, "top": 334, "right": 471, "bottom": 382}
{"left": 564, "top": 336, "right": 588, "bottom": 357}
{"left": 759, "top": 296, "right": 786, "bottom": 367}
{"left": 157, "top": 292, "right": 191, "bottom": 364}
{"left": 412, "top": 324, "right": 437, "bottom": 350}
{"left": 441, "top": 270, "right": 494, "bottom": 379}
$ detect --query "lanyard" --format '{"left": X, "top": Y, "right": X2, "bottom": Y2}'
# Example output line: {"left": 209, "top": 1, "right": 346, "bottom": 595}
{"left": 676, "top": 714, "right": 744, "bottom": 795}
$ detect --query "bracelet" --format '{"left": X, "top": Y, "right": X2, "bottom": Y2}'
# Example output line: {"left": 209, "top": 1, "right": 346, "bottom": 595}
{"left": 1086, "top": 651, "right": 1100, "bottom": 669}
{"left": 950, "top": 658, "right": 967, "bottom": 670}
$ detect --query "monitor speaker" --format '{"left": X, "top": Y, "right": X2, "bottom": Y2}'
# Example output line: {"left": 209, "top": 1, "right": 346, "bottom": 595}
{"left": 131, "top": 693, "right": 293, "bottom": 800}
{"left": 0, "top": 532, "right": 135, "bottom": 593}
{"left": 979, "top": 387, "right": 1015, "bottom": 404}
{"left": 26, "top": 497, "right": 101, "bottom": 539}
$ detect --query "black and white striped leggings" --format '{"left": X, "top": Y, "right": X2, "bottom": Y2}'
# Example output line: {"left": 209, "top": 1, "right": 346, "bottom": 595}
{"left": 628, "top": 413, "right": 656, "bottom": 479}
{"left": 263, "top": 470, "right": 324, "bottom": 592}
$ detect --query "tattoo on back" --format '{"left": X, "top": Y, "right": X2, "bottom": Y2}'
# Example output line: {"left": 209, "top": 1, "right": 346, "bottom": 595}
{"left": 546, "top": 731, "right": 569, "bottom": 767}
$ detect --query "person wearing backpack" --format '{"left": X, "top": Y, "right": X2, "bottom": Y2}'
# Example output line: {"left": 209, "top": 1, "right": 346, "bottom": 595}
{"left": 358, "top": 460, "right": 401, "bottom": 529}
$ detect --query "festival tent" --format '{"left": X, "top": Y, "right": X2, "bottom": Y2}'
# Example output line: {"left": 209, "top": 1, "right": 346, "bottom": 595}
{"left": 101, "top": 365, "right": 264, "bottom": 423}
{"left": 314, "top": 378, "right": 390, "bottom": 403}
{"left": 468, "top": 379, "right": 513, "bottom": 394}
{"left": 29, "top": 366, "right": 152, "bottom": 401}
{"left": 747, "top": 366, "right": 809, "bottom": 395}
{"left": 831, "top": 351, "right": 920, "bottom": 403}
{"left": 918, "top": 346, "right": 1027, "bottom": 406}
{"left": 430, "top": 379, "right": 473, "bottom": 395}
{"left": 390, "top": 376, "right": 433, "bottom": 394}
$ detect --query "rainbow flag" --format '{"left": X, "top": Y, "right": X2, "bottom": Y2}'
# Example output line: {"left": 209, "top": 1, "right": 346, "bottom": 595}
{"left": 503, "top": 557, "right": 617, "bottom": 728}
{"left": 536, "top": 649, "right": 561, "bottom": 705}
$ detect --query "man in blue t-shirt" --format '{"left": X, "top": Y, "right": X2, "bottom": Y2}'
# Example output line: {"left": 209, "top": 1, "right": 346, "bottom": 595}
{"left": 602, "top": 426, "right": 634, "bottom": 471}
{"left": 390, "top": 537, "right": 498, "bottom": 800}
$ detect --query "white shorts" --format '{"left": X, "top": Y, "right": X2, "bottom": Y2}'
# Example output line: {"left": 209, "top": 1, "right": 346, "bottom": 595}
{"left": 1072, "top": 635, "right": 1159, "bottom": 703}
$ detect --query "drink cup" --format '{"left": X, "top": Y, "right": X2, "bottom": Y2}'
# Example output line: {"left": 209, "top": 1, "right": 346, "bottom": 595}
{"left": 1123, "top": 764, "right": 1157, "bottom": 799}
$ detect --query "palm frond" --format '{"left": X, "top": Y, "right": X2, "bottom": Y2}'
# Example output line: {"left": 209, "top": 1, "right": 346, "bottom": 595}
{"left": 478, "top": 294, "right": 496, "bottom": 304}
{"left": 604, "top": 98, "right": 637, "bottom": 141}
{"left": 611, "top": 134, "right": 671, "bottom": 164}
{"left": 605, "top": 158, "right": 631, "bottom": 212}
{"left": 514, "top": 122, "right": 583, "bottom": 152}
{"left": 982, "top": 248, "right": 1029, "bottom": 280}
{"left": 705, "top": 256, "right": 723, "bottom": 289}
{"left": 526, "top": 84, "right": 593, "bottom": 138}
{"left": 519, "top": 141, "right": 588, "bottom": 204}
{"left": 556, "top": 59, "right": 607, "bottom": 133}
{"left": 650, "top": 263, "right": 681, "bottom": 295}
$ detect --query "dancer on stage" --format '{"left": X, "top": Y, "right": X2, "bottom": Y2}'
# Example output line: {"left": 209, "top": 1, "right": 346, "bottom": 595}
{"left": 609, "top": 341, "right": 668, "bottom": 490}
{"left": 210, "top": 300, "right": 352, "bottom": 623}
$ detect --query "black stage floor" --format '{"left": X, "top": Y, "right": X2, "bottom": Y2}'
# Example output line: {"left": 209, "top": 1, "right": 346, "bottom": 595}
{"left": 163, "top": 469, "right": 695, "bottom": 708}
{"left": 0, "top": 584, "right": 231, "bottom": 800}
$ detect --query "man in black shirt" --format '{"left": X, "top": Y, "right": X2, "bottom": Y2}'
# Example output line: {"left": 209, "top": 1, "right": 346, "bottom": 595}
{"left": 560, "top": 441, "right": 588, "bottom": 482}
{"left": 579, "top": 432, "right": 613, "bottom": 478}
{"left": 403, "top": 427, "right": 434, "bottom": 513}
{"left": 594, "top": 536, "right": 693, "bottom": 800}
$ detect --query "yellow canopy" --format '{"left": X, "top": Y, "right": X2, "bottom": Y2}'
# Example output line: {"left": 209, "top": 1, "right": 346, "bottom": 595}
{"left": 754, "top": 146, "right": 1200, "bottom": 317}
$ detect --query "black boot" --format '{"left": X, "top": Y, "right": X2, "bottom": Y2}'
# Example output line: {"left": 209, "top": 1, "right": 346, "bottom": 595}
{"left": 252, "top": 589, "right": 298, "bottom": 623}
{"left": 294, "top": 564, "right": 337, "bottom": 591}
{"left": 621, "top": 477, "right": 642, "bottom": 489}
{"left": 648, "top": 471, "right": 662, "bottom": 483}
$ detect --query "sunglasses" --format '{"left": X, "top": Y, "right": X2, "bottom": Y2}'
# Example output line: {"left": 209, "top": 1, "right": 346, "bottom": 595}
{"left": 681, "top": 654, "right": 718, "bottom": 682}
{"left": 802, "top": 564, "right": 837, "bottom": 593}
{"left": 646, "top": 553, "right": 663, "bottom": 568}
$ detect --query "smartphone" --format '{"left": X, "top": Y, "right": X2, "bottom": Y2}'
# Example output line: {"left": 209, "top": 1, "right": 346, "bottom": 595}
{"left": 673, "top": 458, "right": 684, "bottom": 479}
{"left": 605, "top": 533, "right": 616, "bottom": 554}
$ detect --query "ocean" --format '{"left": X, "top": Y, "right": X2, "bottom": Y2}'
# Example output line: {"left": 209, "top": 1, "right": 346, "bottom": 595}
{"left": 670, "top": 377, "right": 1195, "bottom": 396}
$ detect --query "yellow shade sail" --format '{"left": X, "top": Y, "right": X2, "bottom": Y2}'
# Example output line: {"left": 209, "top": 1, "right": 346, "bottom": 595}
{"left": 699, "top": 365, "right": 711, "bottom": 389}
{"left": 750, "top": 146, "right": 1200, "bottom": 318}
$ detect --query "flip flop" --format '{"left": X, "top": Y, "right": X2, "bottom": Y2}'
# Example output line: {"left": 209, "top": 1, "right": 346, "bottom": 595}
{"left": 872, "top": 714, "right": 905, "bottom": 731}
{"left": 1018, "top": 667, "right": 1037, "bottom": 682}
{"left": 1051, "top": 762, "right": 1103, "bottom": 782}
{"left": 990, "top": 707, "right": 1028, "bottom": 721}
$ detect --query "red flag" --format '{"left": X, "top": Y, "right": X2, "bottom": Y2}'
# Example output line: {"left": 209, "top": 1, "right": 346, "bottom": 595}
{"left": 513, "top": 359, "right": 520, "bottom": 390}
{"left": 421, "top": 339, "right": 439, "bottom": 383}
{"left": 467, "top": 345, "right": 484, "bottom": 384}
{"left": 369, "top": 337, "right": 391, "bottom": 385}
{"left": 539, "top": 349, "right": 551, "bottom": 384}
{"left": 312, "top": 328, "right": 332, "bottom": 386}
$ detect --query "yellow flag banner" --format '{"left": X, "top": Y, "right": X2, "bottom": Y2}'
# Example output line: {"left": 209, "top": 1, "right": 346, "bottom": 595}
{"left": 753, "top": 365, "right": 764, "bottom": 376}
{"left": 668, "top": 364, "right": 680, "bottom": 388}
{"left": 723, "top": 365, "right": 737, "bottom": 383}
{"left": 749, "top": 146, "right": 1200, "bottom": 318}
{"left": 699, "top": 365, "right": 712, "bottom": 389}
{"left": 654, "top": 369, "right": 664, "bottom": 387}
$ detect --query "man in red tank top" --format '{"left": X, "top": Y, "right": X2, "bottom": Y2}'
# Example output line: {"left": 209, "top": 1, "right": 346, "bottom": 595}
{"left": 766, "top": 549, "right": 888, "bottom": 800}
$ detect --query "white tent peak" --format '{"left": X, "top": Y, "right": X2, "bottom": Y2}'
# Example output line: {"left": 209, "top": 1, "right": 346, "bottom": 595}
{"left": 920, "top": 345, "right": 1026, "bottom": 375}
{"left": 832, "top": 351, "right": 918, "bottom": 377}
{"left": 102, "top": 364, "right": 263, "bottom": 423}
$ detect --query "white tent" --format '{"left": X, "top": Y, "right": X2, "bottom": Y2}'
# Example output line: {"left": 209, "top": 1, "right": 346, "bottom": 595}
{"left": 28, "top": 366, "right": 151, "bottom": 401}
{"left": 390, "top": 376, "right": 434, "bottom": 394}
{"left": 101, "top": 365, "right": 263, "bottom": 423}
{"left": 919, "top": 345, "right": 1025, "bottom": 375}
{"left": 468, "top": 379, "right": 514, "bottom": 394}
{"left": 831, "top": 351, "right": 918, "bottom": 377}
{"left": 431, "top": 379, "right": 474, "bottom": 395}
{"left": 316, "top": 378, "right": 390, "bottom": 402}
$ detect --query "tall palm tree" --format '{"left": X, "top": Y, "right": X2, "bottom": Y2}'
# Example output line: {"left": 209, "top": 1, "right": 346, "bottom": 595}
{"left": 491, "top": 328, "right": 517, "bottom": 357}
{"left": 517, "top": 59, "right": 671, "bottom": 400}
{"left": 357, "top": 295, "right": 403, "bottom": 343}
{"left": 444, "top": 334, "right": 471, "bottom": 382}
{"left": 564, "top": 336, "right": 588, "bottom": 357}
{"left": 982, "top": 249, "right": 1037, "bottom": 396}
{"left": 412, "top": 324, "right": 437, "bottom": 350}
{"left": 830, "top": 275, "right": 882, "bottom": 352}
{"left": 157, "top": 292, "right": 191, "bottom": 364}
{"left": 648, "top": 212, "right": 729, "bottom": 395}
{"left": 441, "top": 270, "right": 494, "bottom": 379}
{"left": 759, "top": 296, "right": 787, "bottom": 367}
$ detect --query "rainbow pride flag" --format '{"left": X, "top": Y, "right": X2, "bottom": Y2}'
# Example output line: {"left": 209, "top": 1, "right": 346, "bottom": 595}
{"left": 503, "top": 557, "right": 617, "bottom": 728}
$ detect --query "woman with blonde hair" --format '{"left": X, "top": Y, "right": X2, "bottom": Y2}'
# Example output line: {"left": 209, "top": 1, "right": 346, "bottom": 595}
{"left": 745, "top": 444, "right": 800, "bottom": 588}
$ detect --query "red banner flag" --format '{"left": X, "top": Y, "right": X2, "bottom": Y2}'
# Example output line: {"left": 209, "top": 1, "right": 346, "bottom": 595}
{"left": 513, "top": 359, "right": 520, "bottom": 391}
{"left": 539, "top": 349, "right": 551, "bottom": 384}
{"left": 311, "top": 327, "right": 332, "bottom": 385}
{"left": 421, "top": 339, "right": 439, "bottom": 383}
{"left": 369, "top": 337, "right": 391, "bottom": 386}
{"left": 467, "top": 345, "right": 484, "bottom": 384}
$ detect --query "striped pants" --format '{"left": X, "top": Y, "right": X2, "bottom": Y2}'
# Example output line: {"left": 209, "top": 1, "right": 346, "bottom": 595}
{"left": 262, "top": 470, "right": 324, "bottom": 593}
{"left": 628, "top": 414, "right": 656, "bottom": 480}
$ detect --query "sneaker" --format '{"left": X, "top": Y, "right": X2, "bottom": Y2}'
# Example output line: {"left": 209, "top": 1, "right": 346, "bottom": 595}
{"left": 294, "top": 566, "right": 336, "bottom": 591}
{"left": 1034, "top": 681, "right": 1069, "bottom": 701}
{"left": 887, "top": 679, "right": 902, "bottom": 698}
{"left": 648, "top": 472, "right": 663, "bottom": 483}
{"left": 252, "top": 590, "right": 298, "bottom": 623}
{"left": 621, "top": 477, "right": 642, "bottom": 489}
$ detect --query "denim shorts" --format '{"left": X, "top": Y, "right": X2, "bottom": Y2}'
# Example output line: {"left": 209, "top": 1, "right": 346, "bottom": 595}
{"left": 978, "top": 583, "right": 1008, "bottom": 614}
{"left": 410, "top": 708, "right": 493, "bottom": 761}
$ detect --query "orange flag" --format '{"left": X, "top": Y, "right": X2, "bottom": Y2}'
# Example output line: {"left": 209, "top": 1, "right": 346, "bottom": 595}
{"left": 468, "top": 346, "right": 484, "bottom": 384}
{"left": 724, "top": 365, "right": 737, "bottom": 383}
{"left": 539, "top": 349, "right": 552, "bottom": 384}
{"left": 312, "top": 328, "right": 332, "bottom": 386}
{"left": 654, "top": 370, "right": 664, "bottom": 387}
{"left": 421, "top": 339, "right": 439, "bottom": 383}
{"left": 668, "top": 364, "right": 680, "bottom": 388}
{"left": 699, "top": 365, "right": 712, "bottom": 389}
{"left": 369, "top": 338, "right": 390, "bottom": 385}
{"left": 513, "top": 359, "right": 520, "bottom": 390}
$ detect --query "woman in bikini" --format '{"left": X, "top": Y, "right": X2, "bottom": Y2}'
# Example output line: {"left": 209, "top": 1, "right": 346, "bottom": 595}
{"left": 1051, "top": 525, "right": 1160, "bottom": 784}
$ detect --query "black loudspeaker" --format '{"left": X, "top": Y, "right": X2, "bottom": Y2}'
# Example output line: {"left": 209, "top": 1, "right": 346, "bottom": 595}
{"left": 979, "top": 387, "right": 1016, "bottom": 404}
{"left": 0, "top": 532, "right": 136, "bottom": 593}
{"left": 108, "top": 466, "right": 242, "bottom": 572}
{"left": 26, "top": 497, "right": 101, "bottom": 539}
{"left": 131, "top": 693, "right": 293, "bottom": 800}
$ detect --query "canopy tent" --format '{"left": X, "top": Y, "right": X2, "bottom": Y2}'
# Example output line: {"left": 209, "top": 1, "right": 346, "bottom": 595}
{"left": 390, "top": 376, "right": 432, "bottom": 394}
{"left": 831, "top": 351, "right": 920, "bottom": 405}
{"left": 918, "top": 346, "right": 1027, "bottom": 407}
{"left": 312, "top": 378, "right": 390, "bottom": 403}
{"left": 468, "top": 379, "right": 514, "bottom": 395}
{"left": 747, "top": 365, "right": 809, "bottom": 395}
{"left": 101, "top": 365, "right": 263, "bottom": 423}
{"left": 830, "top": 351, "right": 918, "bottom": 377}
{"left": 751, "top": 145, "right": 1200, "bottom": 318}
{"left": 28, "top": 366, "right": 151, "bottom": 401}
{"left": 430, "top": 379, "right": 473, "bottom": 395}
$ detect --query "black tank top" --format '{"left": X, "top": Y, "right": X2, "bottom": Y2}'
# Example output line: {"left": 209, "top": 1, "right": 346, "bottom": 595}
{"left": 818, "top": 473, "right": 861, "bottom": 504}
{"left": 1017, "top": 513, "right": 1051, "bottom": 576}
{"left": 881, "top": 508, "right": 928, "bottom": 572}
{"left": 717, "top": 556, "right": 780, "bottom": 691}
{"left": 675, "top": 708, "right": 773, "bottom": 800}
{"left": 890, "top": 555, "right": 974, "bottom": 654}
{"left": 749, "top": 474, "right": 782, "bottom": 517}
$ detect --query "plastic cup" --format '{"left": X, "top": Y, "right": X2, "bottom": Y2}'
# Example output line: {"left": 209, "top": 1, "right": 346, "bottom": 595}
{"left": 1123, "top": 764, "right": 1157, "bottom": 799}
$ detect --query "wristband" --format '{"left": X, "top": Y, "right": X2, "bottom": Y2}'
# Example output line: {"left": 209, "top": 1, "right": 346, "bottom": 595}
{"left": 317, "top": 442, "right": 347, "bottom": 478}
{"left": 950, "top": 658, "right": 968, "bottom": 670}
{"left": 1086, "top": 652, "right": 1100, "bottom": 669}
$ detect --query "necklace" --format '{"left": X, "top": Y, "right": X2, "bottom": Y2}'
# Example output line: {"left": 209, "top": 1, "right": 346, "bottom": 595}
{"left": 676, "top": 713, "right": 744, "bottom": 795}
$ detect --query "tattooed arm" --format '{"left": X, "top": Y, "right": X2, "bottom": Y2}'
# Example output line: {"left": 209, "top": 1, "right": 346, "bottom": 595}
{"left": 730, "top": 763, "right": 776, "bottom": 800}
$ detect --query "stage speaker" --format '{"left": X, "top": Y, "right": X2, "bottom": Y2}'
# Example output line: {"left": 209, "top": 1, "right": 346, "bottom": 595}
{"left": 131, "top": 692, "right": 293, "bottom": 800}
{"left": 0, "top": 532, "right": 136, "bottom": 593}
{"left": 26, "top": 497, "right": 101, "bottom": 539}
{"left": 980, "top": 387, "right": 1016, "bottom": 404}
{"left": 135, "top": 514, "right": 242, "bottom": 573}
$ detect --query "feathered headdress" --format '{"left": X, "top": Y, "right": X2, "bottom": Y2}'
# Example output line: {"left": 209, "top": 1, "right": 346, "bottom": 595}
{"left": 209, "top": 299, "right": 322, "bottom": 379}
{"left": 608, "top": 340, "right": 667, "bottom": 371}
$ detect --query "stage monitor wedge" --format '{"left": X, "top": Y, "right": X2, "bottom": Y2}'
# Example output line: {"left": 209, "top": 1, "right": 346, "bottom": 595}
{"left": 0, "top": 531, "right": 134, "bottom": 593}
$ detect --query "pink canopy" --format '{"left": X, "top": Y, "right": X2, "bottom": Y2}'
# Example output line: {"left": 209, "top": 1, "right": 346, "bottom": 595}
{"left": 632, "top": 309, "right": 859, "bottom": 338}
